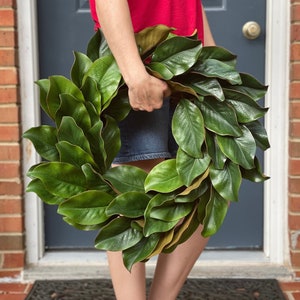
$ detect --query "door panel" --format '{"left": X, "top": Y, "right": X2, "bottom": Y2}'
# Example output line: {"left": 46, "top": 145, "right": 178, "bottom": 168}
{"left": 37, "top": 0, "right": 266, "bottom": 249}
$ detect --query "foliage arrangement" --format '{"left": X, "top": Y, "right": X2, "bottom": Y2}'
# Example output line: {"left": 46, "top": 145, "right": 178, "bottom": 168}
{"left": 23, "top": 25, "right": 269, "bottom": 271}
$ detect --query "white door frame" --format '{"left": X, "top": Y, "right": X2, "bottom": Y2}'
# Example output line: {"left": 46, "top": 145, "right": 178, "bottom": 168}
{"left": 18, "top": 0, "right": 291, "bottom": 277}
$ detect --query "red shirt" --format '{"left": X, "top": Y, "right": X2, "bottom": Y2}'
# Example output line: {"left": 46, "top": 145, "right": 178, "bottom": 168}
{"left": 89, "top": 0, "right": 204, "bottom": 41}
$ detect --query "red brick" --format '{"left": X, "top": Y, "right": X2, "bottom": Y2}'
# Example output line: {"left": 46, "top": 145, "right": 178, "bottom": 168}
{"left": 0, "top": 199, "right": 22, "bottom": 214}
{"left": 0, "top": 10, "right": 15, "bottom": 27}
{"left": 0, "top": 162, "right": 20, "bottom": 178}
{"left": 0, "top": 69, "right": 18, "bottom": 85}
{"left": 280, "top": 281, "right": 300, "bottom": 292}
{"left": 0, "top": 126, "right": 20, "bottom": 142}
{"left": 0, "top": 145, "right": 20, "bottom": 160}
{"left": 0, "top": 236, "right": 23, "bottom": 251}
{"left": 0, "top": 49, "right": 17, "bottom": 66}
{"left": 0, "top": 0, "right": 16, "bottom": 6}
{"left": 291, "top": 251, "right": 300, "bottom": 268}
{"left": 0, "top": 283, "right": 29, "bottom": 294}
{"left": 289, "top": 214, "right": 300, "bottom": 230}
{"left": 289, "top": 177, "right": 300, "bottom": 194}
{"left": 291, "top": 64, "right": 300, "bottom": 81}
{"left": 292, "top": 4, "right": 300, "bottom": 21}
{"left": 290, "top": 196, "right": 300, "bottom": 212}
{"left": 0, "top": 270, "right": 22, "bottom": 279}
{"left": 0, "top": 216, "right": 23, "bottom": 233}
{"left": 0, "top": 87, "right": 18, "bottom": 103}
{"left": 290, "top": 141, "right": 300, "bottom": 157}
{"left": 290, "top": 159, "right": 300, "bottom": 176}
{"left": 291, "top": 101, "right": 300, "bottom": 119}
{"left": 292, "top": 292, "right": 300, "bottom": 300}
{"left": 292, "top": 24, "right": 300, "bottom": 41}
{"left": 0, "top": 182, "right": 22, "bottom": 196}
{"left": 291, "top": 44, "right": 300, "bottom": 61}
{"left": 0, "top": 30, "right": 16, "bottom": 47}
{"left": 0, "top": 294, "right": 28, "bottom": 300}
{"left": 3, "top": 252, "right": 25, "bottom": 268}
{"left": 291, "top": 82, "right": 300, "bottom": 99}
{"left": 290, "top": 121, "right": 300, "bottom": 138}
{"left": 0, "top": 106, "right": 19, "bottom": 123}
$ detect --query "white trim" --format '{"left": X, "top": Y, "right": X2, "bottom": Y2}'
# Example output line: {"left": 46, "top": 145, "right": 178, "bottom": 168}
{"left": 263, "top": 0, "right": 290, "bottom": 265}
{"left": 19, "top": 0, "right": 291, "bottom": 277}
{"left": 17, "top": 0, "right": 45, "bottom": 264}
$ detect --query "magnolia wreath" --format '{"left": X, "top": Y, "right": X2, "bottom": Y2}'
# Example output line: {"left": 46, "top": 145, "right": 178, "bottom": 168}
{"left": 24, "top": 25, "right": 269, "bottom": 270}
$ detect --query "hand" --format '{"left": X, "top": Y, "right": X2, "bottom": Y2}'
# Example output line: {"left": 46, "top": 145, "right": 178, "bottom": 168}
{"left": 127, "top": 73, "right": 171, "bottom": 112}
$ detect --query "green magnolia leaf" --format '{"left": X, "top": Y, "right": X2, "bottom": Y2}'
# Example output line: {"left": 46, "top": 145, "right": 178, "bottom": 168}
{"left": 147, "top": 62, "right": 174, "bottom": 80}
{"left": 23, "top": 126, "right": 59, "bottom": 161}
{"left": 209, "top": 161, "right": 242, "bottom": 202}
{"left": 81, "top": 76, "right": 102, "bottom": 115}
{"left": 202, "top": 188, "right": 229, "bottom": 237}
{"left": 86, "top": 120, "right": 106, "bottom": 173}
{"left": 167, "top": 81, "right": 198, "bottom": 98}
{"left": 135, "top": 24, "right": 174, "bottom": 56}
{"left": 83, "top": 55, "right": 122, "bottom": 107}
{"left": 224, "top": 89, "right": 268, "bottom": 123}
{"left": 63, "top": 217, "right": 102, "bottom": 231}
{"left": 27, "top": 178, "right": 64, "bottom": 205}
{"left": 172, "top": 99, "right": 205, "bottom": 158}
{"left": 144, "top": 217, "right": 178, "bottom": 237}
{"left": 58, "top": 190, "right": 113, "bottom": 225}
{"left": 81, "top": 163, "right": 112, "bottom": 193}
{"left": 217, "top": 125, "right": 256, "bottom": 170}
{"left": 227, "top": 73, "right": 268, "bottom": 101}
{"left": 102, "top": 115, "right": 121, "bottom": 169}
{"left": 185, "top": 75, "right": 225, "bottom": 101}
{"left": 197, "top": 187, "right": 211, "bottom": 223}
{"left": 55, "top": 93, "right": 91, "bottom": 131}
{"left": 145, "top": 159, "right": 184, "bottom": 193}
{"left": 205, "top": 131, "right": 227, "bottom": 169}
{"left": 46, "top": 75, "right": 85, "bottom": 119}
{"left": 175, "top": 178, "right": 209, "bottom": 203}
{"left": 197, "top": 97, "right": 242, "bottom": 137}
{"left": 144, "top": 193, "right": 178, "bottom": 236}
{"left": 123, "top": 233, "right": 160, "bottom": 271}
{"left": 57, "top": 116, "right": 91, "bottom": 155}
{"left": 176, "top": 148, "right": 211, "bottom": 186}
{"left": 164, "top": 207, "right": 200, "bottom": 253}
{"left": 87, "top": 29, "right": 111, "bottom": 61}
{"left": 245, "top": 120, "right": 270, "bottom": 150}
{"left": 241, "top": 156, "right": 270, "bottom": 182}
{"left": 104, "top": 165, "right": 148, "bottom": 193}
{"left": 193, "top": 59, "right": 241, "bottom": 85}
{"left": 150, "top": 201, "right": 194, "bottom": 222}
{"left": 95, "top": 217, "right": 144, "bottom": 251}
{"left": 151, "top": 36, "right": 202, "bottom": 77}
{"left": 106, "top": 192, "right": 151, "bottom": 218}
{"left": 71, "top": 51, "right": 92, "bottom": 87}
{"left": 198, "top": 46, "right": 237, "bottom": 66}
{"left": 27, "top": 162, "right": 87, "bottom": 198}
{"left": 56, "top": 141, "right": 96, "bottom": 168}
{"left": 35, "top": 79, "right": 51, "bottom": 118}
{"left": 103, "top": 89, "right": 131, "bottom": 122}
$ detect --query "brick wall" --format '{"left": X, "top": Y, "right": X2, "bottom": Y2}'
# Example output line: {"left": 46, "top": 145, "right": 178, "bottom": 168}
{"left": 290, "top": 0, "right": 300, "bottom": 278}
{"left": 0, "top": 0, "right": 25, "bottom": 278}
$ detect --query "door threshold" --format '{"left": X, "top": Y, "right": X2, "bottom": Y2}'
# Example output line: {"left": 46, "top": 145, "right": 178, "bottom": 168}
{"left": 23, "top": 250, "right": 293, "bottom": 281}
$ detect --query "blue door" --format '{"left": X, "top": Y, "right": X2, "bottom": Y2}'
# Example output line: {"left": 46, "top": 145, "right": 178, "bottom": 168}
{"left": 37, "top": 0, "right": 266, "bottom": 250}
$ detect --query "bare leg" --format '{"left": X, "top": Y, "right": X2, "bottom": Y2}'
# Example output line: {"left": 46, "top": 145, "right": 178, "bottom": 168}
{"left": 148, "top": 225, "right": 209, "bottom": 300}
{"left": 107, "top": 159, "right": 164, "bottom": 300}
{"left": 107, "top": 251, "right": 146, "bottom": 300}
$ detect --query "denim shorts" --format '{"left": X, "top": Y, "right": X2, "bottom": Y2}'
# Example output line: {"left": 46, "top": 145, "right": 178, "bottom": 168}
{"left": 113, "top": 98, "right": 178, "bottom": 163}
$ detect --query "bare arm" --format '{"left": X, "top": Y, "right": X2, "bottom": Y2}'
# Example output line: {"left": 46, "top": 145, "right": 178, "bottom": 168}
{"left": 95, "top": 0, "right": 170, "bottom": 111}
{"left": 202, "top": 5, "right": 216, "bottom": 46}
